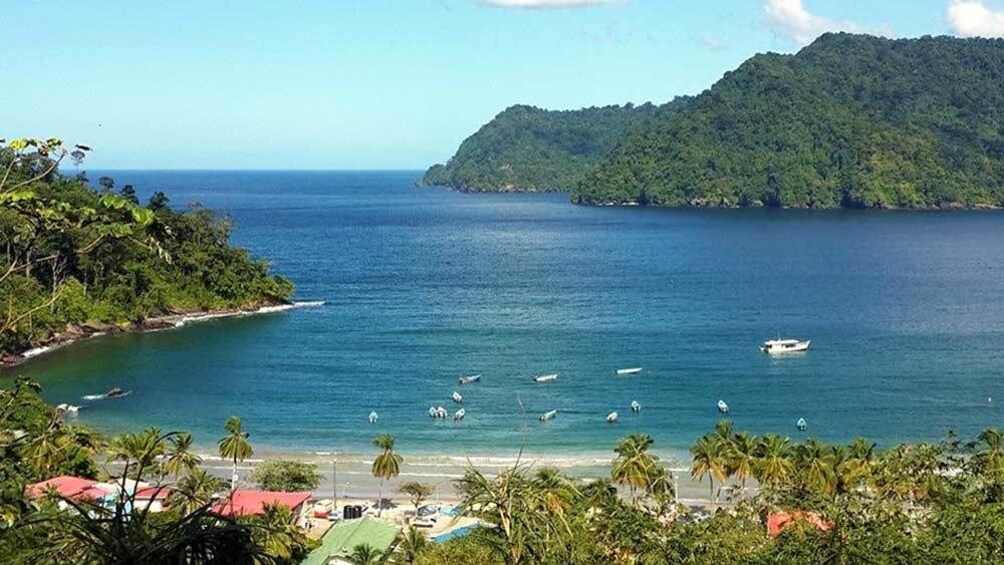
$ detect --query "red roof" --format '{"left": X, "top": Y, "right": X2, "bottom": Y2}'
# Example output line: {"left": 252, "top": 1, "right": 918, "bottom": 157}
{"left": 77, "top": 487, "right": 110, "bottom": 501}
{"left": 767, "top": 511, "right": 832, "bottom": 538}
{"left": 211, "top": 490, "right": 311, "bottom": 517}
{"left": 135, "top": 486, "right": 172, "bottom": 500}
{"left": 25, "top": 476, "right": 97, "bottom": 500}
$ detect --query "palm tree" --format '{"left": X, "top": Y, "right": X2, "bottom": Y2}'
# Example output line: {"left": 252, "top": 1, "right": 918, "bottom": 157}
{"left": 351, "top": 543, "right": 381, "bottom": 565}
{"left": 107, "top": 427, "right": 166, "bottom": 480}
{"left": 218, "top": 416, "right": 253, "bottom": 492}
{"left": 755, "top": 433, "right": 793, "bottom": 488}
{"left": 171, "top": 468, "right": 225, "bottom": 516}
{"left": 254, "top": 502, "right": 307, "bottom": 562}
{"left": 795, "top": 439, "right": 837, "bottom": 496}
{"left": 393, "top": 525, "right": 429, "bottom": 564}
{"left": 532, "top": 467, "right": 580, "bottom": 533}
{"left": 612, "top": 434, "right": 659, "bottom": 504}
{"left": 371, "top": 434, "right": 403, "bottom": 516}
{"left": 163, "top": 432, "right": 201, "bottom": 478}
{"left": 834, "top": 438, "right": 875, "bottom": 495}
{"left": 975, "top": 428, "right": 1004, "bottom": 476}
{"left": 727, "top": 431, "right": 758, "bottom": 495}
{"left": 690, "top": 435, "right": 727, "bottom": 506}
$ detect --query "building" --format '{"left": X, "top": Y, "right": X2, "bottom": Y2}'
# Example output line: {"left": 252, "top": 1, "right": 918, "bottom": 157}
{"left": 25, "top": 475, "right": 172, "bottom": 513}
{"left": 301, "top": 517, "right": 400, "bottom": 565}
{"left": 211, "top": 490, "right": 312, "bottom": 525}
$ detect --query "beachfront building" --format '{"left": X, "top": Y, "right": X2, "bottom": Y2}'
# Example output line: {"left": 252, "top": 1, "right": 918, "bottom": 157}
{"left": 210, "top": 489, "right": 312, "bottom": 527}
{"left": 301, "top": 517, "right": 400, "bottom": 565}
{"left": 25, "top": 475, "right": 172, "bottom": 513}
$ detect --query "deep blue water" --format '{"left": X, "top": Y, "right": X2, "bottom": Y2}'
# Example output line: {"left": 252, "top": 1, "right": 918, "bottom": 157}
{"left": 9, "top": 171, "right": 1004, "bottom": 458}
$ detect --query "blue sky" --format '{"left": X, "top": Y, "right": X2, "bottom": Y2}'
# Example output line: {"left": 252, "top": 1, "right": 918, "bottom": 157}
{"left": 3, "top": 0, "right": 1003, "bottom": 169}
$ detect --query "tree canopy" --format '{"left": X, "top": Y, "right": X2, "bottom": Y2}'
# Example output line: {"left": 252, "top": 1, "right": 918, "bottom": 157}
{"left": 574, "top": 33, "right": 1004, "bottom": 209}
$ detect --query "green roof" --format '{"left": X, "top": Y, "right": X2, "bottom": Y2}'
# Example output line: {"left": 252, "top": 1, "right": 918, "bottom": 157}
{"left": 301, "top": 518, "right": 400, "bottom": 565}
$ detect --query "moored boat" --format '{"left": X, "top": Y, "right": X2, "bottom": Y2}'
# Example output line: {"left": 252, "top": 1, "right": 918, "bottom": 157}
{"left": 630, "top": 400, "right": 641, "bottom": 413}
{"left": 368, "top": 411, "right": 379, "bottom": 424}
{"left": 796, "top": 417, "right": 808, "bottom": 431}
{"left": 717, "top": 400, "right": 729, "bottom": 414}
{"left": 606, "top": 411, "right": 619, "bottom": 423}
{"left": 533, "top": 374, "right": 558, "bottom": 383}
{"left": 616, "top": 367, "right": 643, "bottom": 376}
{"left": 458, "top": 374, "right": 481, "bottom": 385}
{"left": 452, "top": 391, "right": 464, "bottom": 404}
{"left": 539, "top": 410, "right": 557, "bottom": 422}
{"left": 760, "top": 339, "right": 811, "bottom": 354}
{"left": 453, "top": 408, "right": 466, "bottom": 421}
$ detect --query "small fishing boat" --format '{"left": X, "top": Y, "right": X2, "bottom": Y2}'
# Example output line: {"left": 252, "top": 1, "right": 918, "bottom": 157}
{"left": 368, "top": 411, "right": 379, "bottom": 424}
{"left": 436, "top": 406, "right": 448, "bottom": 419}
{"left": 82, "top": 394, "right": 104, "bottom": 401}
{"left": 428, "top": 406, "right": 438, "bottom": 418}
{"left": 630, "top": 401, "right": 641, "bottom": 413}
{"left": 458, "top": 374, "right": 481, "bottom": 385}
{"left": 796, "top": 418, "right": 808, "bottom": 431}
{"left": 616, "top": 367, "right": 643, "bottom": 376}
{"left": 452, "top": 391, "right": 464, "bottom": 404}
{"left": 606, "top": 411, "right": 619, "bottom": 424}
{"left": 84, "top": 388, "right": 131, "bottom": 401}
{"left": 717, "top": 400, "right": 729, "bottom": 414}
{"left": 453, "top": 408, "right": 466, "bottom": 422}
{"left": 533, "top": 374, "right": 558, "bottom": 383}
{"left": 539, "top": 410, "right": 557, "bottom": 422}
{"left": 760, "top": 339, "right": 811, "bottom": 354}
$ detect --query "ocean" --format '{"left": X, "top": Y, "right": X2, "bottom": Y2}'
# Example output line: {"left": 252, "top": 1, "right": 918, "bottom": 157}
{"left": 8, "top": 170, "right": 1004, "bottom": 467}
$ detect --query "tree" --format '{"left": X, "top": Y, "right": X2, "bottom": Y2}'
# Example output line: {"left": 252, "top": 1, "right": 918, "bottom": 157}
{"left": 163, "top": 431, "right": 202, "bottom": 478}
{"left": 218, "top": 416, "right": 254, "bottom": 492}
{"left": 253, "top": 502, "right": 309, "bottom": 563}
{"left": 611, "top": 434, "right": 659, "bottom": 504}
{"left": 371, "top": 434, "right": 402, "bottom": 517}
{"left": 755, "top": 434, "right": 793, "bottom": 488}
{"left": 148, "top": 190, "right": 170, "bottom": 212}
{"left": 250, "top": 459, "right": 322, "bottom": 492}
{"left": 690, "top": 435, "right": 727, "bottom": 506}
{"left": 393, "top": 525, "right": 429, "bottom": 565}
{"left": 351, "top": 543, "right": 382, "bottom": 565}
{"left": 170, "top": 467, "right": 225, "bottom": 516}
{"left": 399, "top": 481, "right": 434, "bottom": 512}
{"left": 120, "top": 184, "right": 138, "bottom": 204}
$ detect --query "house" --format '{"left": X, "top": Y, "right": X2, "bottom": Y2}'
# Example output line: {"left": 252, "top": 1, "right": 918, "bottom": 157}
{"left": 767, "top": 511, "right": 832, "bottom": 538}
{"left": 25, "top": 475, "right": 172, "bottom": 513}
{"left": 301, "top": 517, "right": 400, "bottom": 565}
{"left": 211, "top": 490, "right": 311, "bottom": 525}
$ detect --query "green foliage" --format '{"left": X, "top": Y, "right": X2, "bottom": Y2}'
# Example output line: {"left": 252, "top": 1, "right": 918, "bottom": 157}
{"left": 249, "top": 460, "right": 322, "bottom": 492}
{"left": 419, "top": 101, "right": 687, "bottom": 192}
{"left": 398, "top": 481, "right": 434, "bottom": 511}
{"left": 0, "top": 137, "right": 293, "bottom": 357}
{"left": 575, "top": 33, "right": 1004, "bottom": 209}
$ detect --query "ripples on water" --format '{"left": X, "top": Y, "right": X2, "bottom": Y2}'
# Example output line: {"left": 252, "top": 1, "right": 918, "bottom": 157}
{"left": 11, "top": 171, "right": 1004, "bottom": 460}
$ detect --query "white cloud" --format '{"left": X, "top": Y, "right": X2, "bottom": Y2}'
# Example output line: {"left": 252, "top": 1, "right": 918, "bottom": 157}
{"left": 948, "top": 0, "right": 1004, "bottom": 38}
{"left": 763, "top": 0, "right": 862, "bottom": 44}
{"left": 480, "top": 0, "right": 623, "bottom": 7}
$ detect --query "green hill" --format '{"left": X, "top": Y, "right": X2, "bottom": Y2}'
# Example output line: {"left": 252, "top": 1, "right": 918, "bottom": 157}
{"left": 420, "top": 101, "right": 688, "bottom": 192}
{"left": 574, "top": 33, "right": 1004, "bottom": 209}
{"left": 0, "top": 138, "right": 293, "bottom": 358}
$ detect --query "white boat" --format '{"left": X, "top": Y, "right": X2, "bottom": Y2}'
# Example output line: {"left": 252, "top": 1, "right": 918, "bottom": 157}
{"left": 452, "top": 391, "right": 464, "bottom": 404}
{"left": 760, "top": 339, "right": 811, "bottom": 354}
{"left": 533, "top": 374, "right": 558, "bottom": 383}
{"left": 458, "top": 374, "right": 481, "bottom": 385}
{"left": 539, "top": 410, "right": 557, "bottom": 422}
{"left": 453, "top": 408, "right": 466, "bottom": 421}
{"left": 428, "top": 406, "right": 438, "bottom": 418}
{"left": 717, "top": 400, "right": 729, "bottom": 414}
{"left": 606, "top": 411, "right": 619, "bottom": 424}
{"left": 436, "top": 406, "right": 448, "bottom": 419}
{"left": 616, "top": 367, "right": 643, "bottom": 376}
{"left": 796, "top": 418, "right": 808, "bottom": 431}
{"left": 368, "top": 411, "right": 379, "bottom": 424}
{"left": 630, "top": 401, "right": 641, "bottom": 412}
{"left": 56, "top": 403, "right": 80, "bottom": 415}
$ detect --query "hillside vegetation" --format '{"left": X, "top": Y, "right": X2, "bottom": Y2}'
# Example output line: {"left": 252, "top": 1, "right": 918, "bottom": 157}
{"left": 420, "top": 101, "right": 688, "bottom": 192}
{"left": 574, "top": 34, "right": 1004, "bottom": 209}
{"left": 0, "top": 138, "right": 292, "bottom": 357}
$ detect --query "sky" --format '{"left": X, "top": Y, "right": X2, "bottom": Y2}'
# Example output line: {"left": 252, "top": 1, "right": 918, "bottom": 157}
{"left": 2, "top": 0, "right": 1004, "bottom": 169}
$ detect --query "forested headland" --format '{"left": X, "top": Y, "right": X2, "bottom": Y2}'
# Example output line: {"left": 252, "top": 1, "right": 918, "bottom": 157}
{"left": 427, "top": 34, "right": 1004, "bottom": 210}
{"left": 0, "top": 138, "right": 293, "bottom": 361}
{"left": 419, "top": 101, "right": 688, "bottom": 192}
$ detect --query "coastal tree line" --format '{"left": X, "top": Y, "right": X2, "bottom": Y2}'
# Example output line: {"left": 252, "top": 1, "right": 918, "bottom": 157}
{"left": 0, "top": 137, "right": 293, "bottom": 358}
{"left": 4, "top": 376, "right": 1004, "bottom": 564}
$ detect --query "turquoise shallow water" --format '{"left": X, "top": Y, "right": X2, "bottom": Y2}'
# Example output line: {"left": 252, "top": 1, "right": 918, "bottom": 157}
{"left": 7, "top": 171, "right": 1004, "bottom": 459}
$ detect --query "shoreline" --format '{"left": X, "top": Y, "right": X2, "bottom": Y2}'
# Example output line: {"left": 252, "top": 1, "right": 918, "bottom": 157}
{"left": 3, "top": 300, "right": 325, "bottom": 369}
